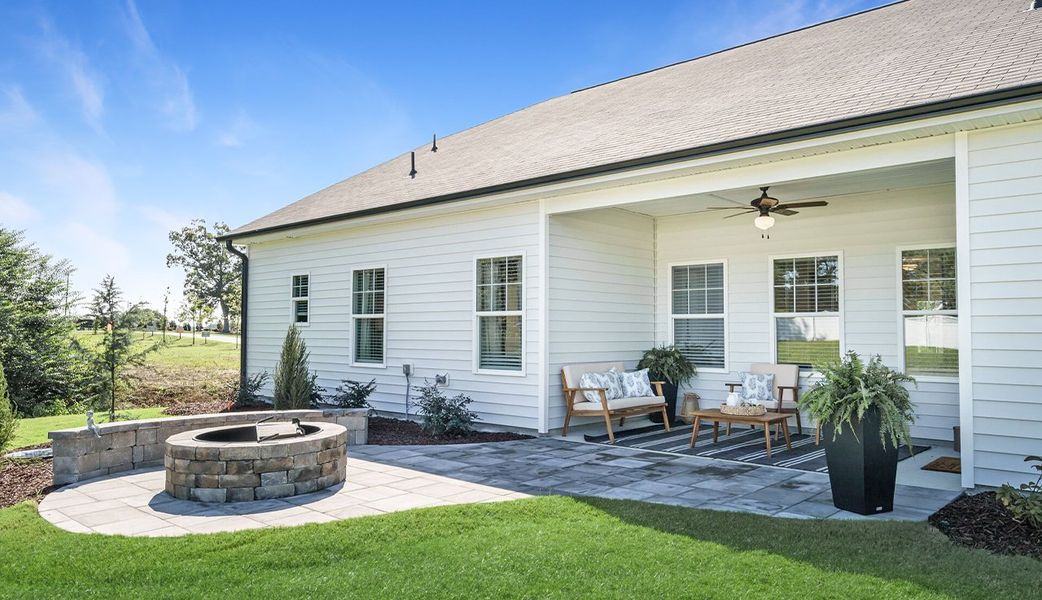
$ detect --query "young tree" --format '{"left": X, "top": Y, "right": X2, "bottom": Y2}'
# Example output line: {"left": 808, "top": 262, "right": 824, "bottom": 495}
{"left": 161, "top": 287, "right": 170, "bottom": 341}
{"left": 0, "top": 228, "right": 91, "bottom": 416}
{"left": 166, "top": 220, "right": 241, "bottom": 333}
{"left": 89, "top": 275, "right": 122, "bottom": 330}
{"left": 83, "top": 277, "right": 157, "bottom": 419}
{"left": 0, "top": 362, "right": 18, "bottom": 455}
{"left": 272, "top": 326, "right": 321, "bottom": 409}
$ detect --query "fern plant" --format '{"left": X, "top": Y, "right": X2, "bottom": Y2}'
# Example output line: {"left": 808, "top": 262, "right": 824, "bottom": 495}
{"left": 799, "top": 351, "right": 916, "bottom": 450}
{"left": 637, "top": 345, "right": 697, "bottom": 386}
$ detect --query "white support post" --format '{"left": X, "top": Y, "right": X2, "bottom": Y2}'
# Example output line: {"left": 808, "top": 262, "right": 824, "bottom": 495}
{"left": 954, "top": 131, "right": 975, "bottom": 489}
{"left": 537, "top": 199, "right": 550, "bottom": 434}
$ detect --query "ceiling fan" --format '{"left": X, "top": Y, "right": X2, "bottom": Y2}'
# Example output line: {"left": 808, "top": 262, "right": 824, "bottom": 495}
{"left": 705, "top": 187, "right": 829, "bottom": 236}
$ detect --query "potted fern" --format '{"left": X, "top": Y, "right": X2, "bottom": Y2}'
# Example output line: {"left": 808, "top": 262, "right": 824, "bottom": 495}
{"left": 637, "top": 345, "right": 696, "bottom": 424}
{"left": 800, "top": 351, "right": 916, "bottom": 515}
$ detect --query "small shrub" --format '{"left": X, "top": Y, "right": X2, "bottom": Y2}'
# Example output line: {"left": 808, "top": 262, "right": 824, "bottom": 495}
{"left": 332, "top": 378, "right": 376, "bottom": 409}
{"left": 272, "top": 326, "right": 321, "bottom": 409}
{"left": 997, "top": 456, "right": 1042, "bottom": 529}
{"left": 415, "top": 382, "right": 477, "bottom": 437}
{"left": 233, "top": 372, "right": 270, "bottom": 407}
{"left": 0, "top": 363, "right": 18, "bottom": 454}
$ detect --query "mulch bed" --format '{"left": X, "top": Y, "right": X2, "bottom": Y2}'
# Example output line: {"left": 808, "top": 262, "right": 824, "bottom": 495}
{"left": 367, "top": 416, "right": 532, "bottom": 445}
{"left": 0, "top": 459, "right": 55, "bottom": 509}
{"left": 929, "top": 491, "right": 1042, "bottom": 560}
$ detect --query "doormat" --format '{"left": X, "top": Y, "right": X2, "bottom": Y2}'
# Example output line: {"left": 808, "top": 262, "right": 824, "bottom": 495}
{"left": 922, "top": 456, "right": 961, "bottom": 474}
{"left": 585, "top": 423, "right": 928, "bottom": 473}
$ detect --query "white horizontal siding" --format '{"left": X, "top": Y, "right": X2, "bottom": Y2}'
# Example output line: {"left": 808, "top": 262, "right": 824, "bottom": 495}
{"left": 245, "top": 201, "right": 542, "bottom": 430}
{"left": 967, "top": 121, "right": 1042, "bottom": 487}
{"left": 655, "top": 184, "right": 958, "bottom": 441}
{"left": 547, "top": 209, "right": 656, "bottom": 429}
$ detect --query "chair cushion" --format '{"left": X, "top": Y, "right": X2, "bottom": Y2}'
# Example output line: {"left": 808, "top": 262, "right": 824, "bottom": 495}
{"left": 572, "top": 396, "right": 665, "bottom": 412}
{"left": 619, "top": 368, "right": 654, "bottom": 397}
{"left": 578, "top": 368, "right": 624, "bottom": 403}
{"left": 737, "top": 371, "right": 775, "bottom": 404}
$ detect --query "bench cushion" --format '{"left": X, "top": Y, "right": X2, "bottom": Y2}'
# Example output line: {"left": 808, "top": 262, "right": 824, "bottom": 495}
{"left": 572, "top": 396, "right": 665, "bottom": 413}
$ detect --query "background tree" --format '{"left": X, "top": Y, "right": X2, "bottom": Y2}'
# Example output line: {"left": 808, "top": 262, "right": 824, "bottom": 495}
{"left": 88, "top": 275, "right": 121, "bottom": 331}
{"left": 0, "top": 362, "right": 18, "bottom": 455}
{"left": 161, "top": 287, "right": 170, "bottom": 341}
{"left": 166, "top": 220, "right": 241, "bottom": 333}
{"left": 81, "top": 277, "right": 158, "bottom": 419}
{"left": 0, "top": 228, "right": 91, "bottom": 416}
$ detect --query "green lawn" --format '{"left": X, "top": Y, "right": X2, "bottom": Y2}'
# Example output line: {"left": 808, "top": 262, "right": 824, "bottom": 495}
{"left": 72, "top": 330, "right": 239, "bottom": 369}
{"left": 905, "top": 346, "right": 958, "bottom": 377}
{"left": 0, "top": 496, "right": 1036, "bottom": 599}
{"left": 776, "top": 339, "right": 840, "bottom": 368}
{"left": 10, "top": 407, "right": 171, "bottom": 449}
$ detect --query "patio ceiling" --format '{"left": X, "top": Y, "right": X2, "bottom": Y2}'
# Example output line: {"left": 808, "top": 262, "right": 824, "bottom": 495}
{"left": 616, "top": 158, "right": 955, "bottom": 218}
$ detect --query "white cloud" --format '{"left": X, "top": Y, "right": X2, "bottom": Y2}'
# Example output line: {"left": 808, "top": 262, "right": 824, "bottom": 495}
{"left": 36, "top": 19, "right": 105, "bottom": 130}
{"left": 34, "top": 152, "right": 119, "bottom": 220}
{"left": 0, "top": 86, "right": 40, "bottom": 130}
{"left": 123, "top": 0, "right": 198, "bottom": 131}
{"left": 216, "top": 110, "right": 258, "bottom": 148}
{"left": 136, "top": 204, "right": 186, "bottom": 232}
{"left": 0, "top": 191, "right": 39, "bottom": 225}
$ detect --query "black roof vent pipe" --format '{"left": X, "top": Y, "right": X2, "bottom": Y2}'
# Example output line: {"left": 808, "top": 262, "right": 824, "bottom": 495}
{"left": 409, "top": 151, "right": 417, "bottom": 178}
{"left": 431, "top": 134, "right": 438, "bottom": 152}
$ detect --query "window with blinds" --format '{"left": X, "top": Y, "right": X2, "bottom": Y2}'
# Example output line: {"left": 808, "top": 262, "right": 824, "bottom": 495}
{"left": 901, "top": 247, "right": 957, "bottom": 377}
{"left": 291, "top": 274, "right": 309, "bottom": 324}
{"left": 352, "top": 268, "right": 385, "bottom": 365}
{"left": 671, "top": 262, "right": 726, "bottom": 369}
{"left": 772, "top": 255, "right": 841, "bottom": 369}
{"left": 475, "top": 255, "right": 523, "bottom": 372}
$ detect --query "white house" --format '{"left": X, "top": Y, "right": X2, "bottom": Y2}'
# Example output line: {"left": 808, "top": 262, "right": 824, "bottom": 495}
{"left": 222, "top": 0, "right": 1042, "bottom": 488}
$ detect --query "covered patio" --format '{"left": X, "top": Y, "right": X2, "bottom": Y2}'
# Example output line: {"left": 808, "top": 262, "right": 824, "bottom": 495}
{"left": 544, "top": 145, "right": 964, "bottom": 492}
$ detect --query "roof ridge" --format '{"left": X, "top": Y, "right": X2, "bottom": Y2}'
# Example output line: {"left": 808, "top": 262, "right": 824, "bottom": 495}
{"left": 569, "top": 0, "right": 907, "bottom": 95}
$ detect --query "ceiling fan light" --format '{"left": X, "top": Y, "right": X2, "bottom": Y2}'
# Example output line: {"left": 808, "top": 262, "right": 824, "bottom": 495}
{"left": 754, "top": 215, "right": 775, "bottom": 231}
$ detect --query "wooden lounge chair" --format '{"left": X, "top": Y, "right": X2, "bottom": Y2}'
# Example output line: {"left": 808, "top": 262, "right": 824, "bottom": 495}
{"left": 560, "top": 362, "right": 670, "bottom": 443}
{"left": 725, "top": 363, "right": 811, "bottom": 440}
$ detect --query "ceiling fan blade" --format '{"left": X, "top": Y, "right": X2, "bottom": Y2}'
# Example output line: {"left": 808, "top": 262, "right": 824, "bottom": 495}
{"left": 774, "top": 209, "right": 798, "bottom": 216}
{"left": 774, "top": 201, "right": 828, "bottom": 209}
{"left": 722, "top": 210, "right": 757, "bottom": 219}
{"left": 704, "top": 206, "right": 753, "bottom": 210}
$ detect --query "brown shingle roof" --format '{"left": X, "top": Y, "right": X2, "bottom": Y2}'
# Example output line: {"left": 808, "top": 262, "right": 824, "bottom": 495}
{"left": 229, "top": 0, "right": 1042, "bottom": 238}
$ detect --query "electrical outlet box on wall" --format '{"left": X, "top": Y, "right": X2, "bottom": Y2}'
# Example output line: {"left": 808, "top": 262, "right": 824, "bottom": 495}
{"left": 402, "top": 363, "right": 413, "bottom": 376}
{"left": 435, "top": 373, "right": 449, "bottom": 387}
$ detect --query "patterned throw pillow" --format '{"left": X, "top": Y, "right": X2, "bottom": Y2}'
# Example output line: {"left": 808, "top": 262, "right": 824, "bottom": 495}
{"left": 578, "top": 368, "right": 624, "bottom": 403}
{"left": 619, "top": 368, "right": 654, "bottom": 398}
{"left": 737, "top": 372, "right": 775, "bottom": 404}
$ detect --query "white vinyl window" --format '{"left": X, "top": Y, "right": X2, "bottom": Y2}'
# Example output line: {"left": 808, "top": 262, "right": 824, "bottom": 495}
{"left": 475, "top": 255, "right": 523, "bottom": 373}
{"left": 771, "top": 254, "right": 842, "bottom": 369}
{"left": 671, "top": 261, "right": 726, "bottom": 370}
{"left": 900, "top": 246, "right": 957, "bottom": 378}
{"left": 291, "top": 274, "right": 309, "bottom": 325}
{"left": 352, "top": 267, "right": 385, "bottom": 366}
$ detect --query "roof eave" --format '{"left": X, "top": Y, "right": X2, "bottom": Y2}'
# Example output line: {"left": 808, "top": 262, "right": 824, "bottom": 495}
{"left": 220, "top": 81, "right": 1042, "bottom": 243}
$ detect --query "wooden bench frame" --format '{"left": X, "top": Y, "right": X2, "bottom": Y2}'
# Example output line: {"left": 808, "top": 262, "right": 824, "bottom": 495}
{"left": 561, "top": 372, "right": 670, "bottom": 443}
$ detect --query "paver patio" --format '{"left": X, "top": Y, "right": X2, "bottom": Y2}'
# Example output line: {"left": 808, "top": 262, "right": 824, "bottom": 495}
{"left": 38, "top": 438, "right": 961, "bottom": 536}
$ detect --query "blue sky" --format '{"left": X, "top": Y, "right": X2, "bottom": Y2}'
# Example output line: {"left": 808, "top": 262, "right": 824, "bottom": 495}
{"left": 0, "top": 0, "right": 887, "bottom": 311}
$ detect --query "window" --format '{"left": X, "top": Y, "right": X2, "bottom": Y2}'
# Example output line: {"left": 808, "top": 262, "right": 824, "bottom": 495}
{"left": 671, "top": 262, "right": 726, "bottom": 369}
{"left": 772, "top": 254, "right": 841, "bottom": 369}
{"left": 901, "top": 247, "right": 957, "bottom": 377}
{"left": 291, "top": 274, "right": 309, "bottom": 324}
{"left": 475, "top": 255, "right": 523, "bottom": 372}
{"left": 352, "top": 268, "right": 385, "bottom": 365}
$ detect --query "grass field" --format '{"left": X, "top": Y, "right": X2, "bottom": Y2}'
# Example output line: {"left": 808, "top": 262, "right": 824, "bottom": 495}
{"left": 72, "top": 331, "right": 240, "bottom": 370}
{"left": 0, "top": 496, "right": 1037, "bottom": 599}
{"left": 9, "top": 407, "right": 171, "bottom": 449}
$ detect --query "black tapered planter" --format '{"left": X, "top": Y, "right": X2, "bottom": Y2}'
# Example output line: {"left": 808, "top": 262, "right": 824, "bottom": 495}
{"left": 821, "top": 405, "right": 899, "bottom": 515}
{"left": 648, "top": 380, "right": 678, "bottom": 424}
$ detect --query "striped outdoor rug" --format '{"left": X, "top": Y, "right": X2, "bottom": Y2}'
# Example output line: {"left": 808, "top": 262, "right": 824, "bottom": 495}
{"left": 584, "top": 423, "right": 928, "bottom": 473}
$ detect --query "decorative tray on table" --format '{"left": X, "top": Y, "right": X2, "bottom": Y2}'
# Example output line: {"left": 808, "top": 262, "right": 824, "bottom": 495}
{"left": 720, "top": 403, "right": 767, "bottom": 416}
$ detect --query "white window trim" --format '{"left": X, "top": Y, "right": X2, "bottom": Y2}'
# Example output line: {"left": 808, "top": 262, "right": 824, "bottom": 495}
{"left": 290, "top": 272, "right": 311, "bottom": 327}
{"left": 895, "top": 243, "right": 958, "bottom": 382}
{"left": 668, "top": 258, "right": 729, "bottom": 374}
{"left": 350, "top": 264, "right": 387, "bottom": 369}
{"left": 472, "top": 250, "right": 527, "bottom": 377}
{"left": 767, "top": 251, "right": 845, "bottom": 373}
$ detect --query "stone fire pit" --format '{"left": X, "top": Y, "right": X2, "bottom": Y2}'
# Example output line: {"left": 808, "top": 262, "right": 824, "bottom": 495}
{"left": 164, "top": 421, "right": 347, "bottom": 503}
